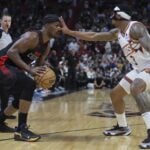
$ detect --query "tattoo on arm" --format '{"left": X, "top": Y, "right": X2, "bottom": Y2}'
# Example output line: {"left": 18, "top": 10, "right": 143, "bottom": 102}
{"left": 134, "top": 92, "right": 150, "bottom": 113}
{"left": 130, "top": 23, "right": 150, "bottom": 52}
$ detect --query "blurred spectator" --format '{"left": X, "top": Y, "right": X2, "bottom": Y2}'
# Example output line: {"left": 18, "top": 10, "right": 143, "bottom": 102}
{"left": 86, "top": 67, "right": 96, "bottom": 89}
{"left": 66, "top": 50, "right": 78, "bottom": 91}
{"left": 94, "top": 68, "right": 104, "bottom": 89}
{"left": 48, "top": 50, "right": 59, "bottom": 69}
{"left": 68, "top": 38, "right": 80, "bottom": 53}
{"left": 57, "top": 61, "right": 67, "bottom": 89}
{"left": 76, "top": 68, "right": 88, "bottom": 90}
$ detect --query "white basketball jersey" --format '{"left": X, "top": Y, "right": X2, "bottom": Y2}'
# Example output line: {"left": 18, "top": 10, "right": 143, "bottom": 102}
{"left": 118, "top": 21, "right": 150, "bottom": 71}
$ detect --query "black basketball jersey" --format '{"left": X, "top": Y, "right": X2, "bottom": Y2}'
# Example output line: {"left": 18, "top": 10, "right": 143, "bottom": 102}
{"left": 0, "top": 30, "right": 49, "bottom": 67}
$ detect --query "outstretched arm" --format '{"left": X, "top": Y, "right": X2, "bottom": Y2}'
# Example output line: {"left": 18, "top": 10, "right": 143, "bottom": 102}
{"left": 59, "top": 17, "right": 118, "bottom": 41}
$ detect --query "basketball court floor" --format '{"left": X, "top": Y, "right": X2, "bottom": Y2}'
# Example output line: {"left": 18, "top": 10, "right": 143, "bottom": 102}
{"left": 0, "top": 89, "right": 146, "bottom": 150}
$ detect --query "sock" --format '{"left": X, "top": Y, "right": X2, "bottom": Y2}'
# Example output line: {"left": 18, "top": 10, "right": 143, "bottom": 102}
{"left": 0, "top": 112, "right": 7, "bottom": 123}
{"left": 142, "top": 112, "right": 150, "bottom": 130}
{"left": 18, "top": 112, "right": 27, "bottom": 130}
{"left": 115, "top": 112, "right": 127, "bottom": 127}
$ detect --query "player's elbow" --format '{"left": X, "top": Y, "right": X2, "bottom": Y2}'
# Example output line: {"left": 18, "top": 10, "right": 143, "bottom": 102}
{"left": 7, "top": 50, "right": 16, "bottom": 58}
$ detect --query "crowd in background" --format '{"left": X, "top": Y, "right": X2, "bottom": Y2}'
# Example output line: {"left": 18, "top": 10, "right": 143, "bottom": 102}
{"left": 1, "top": 0, "right": 150, "bottom": 96}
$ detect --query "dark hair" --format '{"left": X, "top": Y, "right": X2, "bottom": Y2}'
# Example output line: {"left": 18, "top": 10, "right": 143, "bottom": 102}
{"left": 43, "top": 14, "right": 59, "bottom": 25}
{"left": 1, "top": 8, "right": 11, "bottom": 19}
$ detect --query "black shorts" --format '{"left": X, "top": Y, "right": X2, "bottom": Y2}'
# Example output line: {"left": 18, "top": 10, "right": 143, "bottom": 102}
{"left": 0, "top": 65, "right": 36, "bottom": 102}
{"left": 0, "top": 65, "right": 17, "bottom": 91}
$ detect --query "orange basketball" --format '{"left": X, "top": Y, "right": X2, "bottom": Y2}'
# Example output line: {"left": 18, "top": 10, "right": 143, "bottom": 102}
{"left": 35, "top": 67, "right": 56, "bottom": 89}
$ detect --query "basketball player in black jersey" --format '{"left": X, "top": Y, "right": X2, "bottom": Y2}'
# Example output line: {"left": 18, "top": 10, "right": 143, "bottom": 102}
{"left": 0, "top": 10, "right": 17, "bottom": 120}
{"left": 0, "top": 14, "right": 61, "bottom": 142}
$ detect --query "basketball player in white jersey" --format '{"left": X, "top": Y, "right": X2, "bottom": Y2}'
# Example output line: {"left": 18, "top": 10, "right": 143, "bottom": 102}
{"left": 60, "top": 7, "right": 150, "bottom": 149}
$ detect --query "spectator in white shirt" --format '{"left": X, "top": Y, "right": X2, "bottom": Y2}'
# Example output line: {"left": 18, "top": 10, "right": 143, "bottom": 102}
{"left": 68, "top": 39, "right": 80, "bottom": 53}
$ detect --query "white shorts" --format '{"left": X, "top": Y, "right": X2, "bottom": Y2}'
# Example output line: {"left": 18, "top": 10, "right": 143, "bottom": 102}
{"left": 119, "top": 69, "right": 150, "bottom": 94}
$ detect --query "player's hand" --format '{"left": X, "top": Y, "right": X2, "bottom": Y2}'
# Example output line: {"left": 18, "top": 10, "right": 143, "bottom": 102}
{"left": 59, "top": 16, "right": 70, "bottom": 34}
{"left": 29, "top": 66, "right": 47, "bottom": 76}
{"left": 144, "top": 68, "right": 150, "bottom": 73}
{"left": 44, "top": 61, "right": 51, "bottom": 67}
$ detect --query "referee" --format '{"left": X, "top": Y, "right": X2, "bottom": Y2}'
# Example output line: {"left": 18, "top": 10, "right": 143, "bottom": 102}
{"left": 0, "top": 10, "right": 12, "bottom": 50}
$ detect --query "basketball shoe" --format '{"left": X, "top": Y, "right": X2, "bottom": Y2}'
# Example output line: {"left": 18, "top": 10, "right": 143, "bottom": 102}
{"left": 139, "top": 129, "right": 150, "bottom": 149}
{"left": 14, "top": 124, "right": 41, "bottom": 142}
{"left": 103, "top": 124, "right": 131, "bottom": 136}
{"left": 0, "top": 122, "right": 14, "bottom": 132}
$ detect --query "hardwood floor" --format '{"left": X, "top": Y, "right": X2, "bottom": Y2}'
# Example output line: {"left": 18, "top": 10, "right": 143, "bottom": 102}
{"left": 0, "top": 89, "right": 146, "bottom": 150}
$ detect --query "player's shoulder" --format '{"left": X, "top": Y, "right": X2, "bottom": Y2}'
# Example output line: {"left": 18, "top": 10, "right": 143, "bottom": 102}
{"left": 130, "top": 21, "right": 148, "bottom": 39}
{"left": 131, "top": 21, "right": 146, "bottom": 30}
{"left": 21, "top": 31, "right": 39, "bottom": 42}
{"left": 15, "top": 31, "right": 39, "bottom": 48}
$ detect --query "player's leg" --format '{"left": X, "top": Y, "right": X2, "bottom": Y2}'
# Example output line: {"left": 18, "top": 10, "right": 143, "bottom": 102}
{"left": 0, "top": 99, "right": 15, "bottom": 132}
{"left": 0, "top": 80, "right": 24, "bottom": 132}
{"left": 0, "top": 103, "right": 16, "bottom": 132}
{"left": 0, "top": 87, "right": 9, "bottom": 112}
{"left": 0, "top": 87, "right": 16, "bottom": 119}
{"left": 103, "top": 70, "right": 138, "bottom": 136}
{"left": 103, "top": 84, "right": 131, "bottom": 136}
{"left": 3, "top": 85, "right": 23, "bottom": 116}
{"left": 12, "top": 70, "right": 40, "bottom": 142}
{"left": 130, "top": 71, "right": 150, "bottom": 149}
{"left": 0, "top": 66, "right": 17, "bottom": 132}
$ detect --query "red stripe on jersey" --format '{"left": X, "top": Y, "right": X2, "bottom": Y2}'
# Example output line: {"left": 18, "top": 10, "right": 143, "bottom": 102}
{"left": 0, "top": 65, "right": 11, "bottom": 75}
{"left": 0, "top": 55, "right": 8, "bottom": 66}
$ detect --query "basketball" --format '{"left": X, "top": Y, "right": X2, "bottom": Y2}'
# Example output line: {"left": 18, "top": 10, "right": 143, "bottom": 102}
{"left": 34, "top": 67, "right": 56, "bottom": 89}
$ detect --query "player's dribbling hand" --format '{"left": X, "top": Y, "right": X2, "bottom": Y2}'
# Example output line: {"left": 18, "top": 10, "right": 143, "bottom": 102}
{"left": 29, "top": 66, "right": 47, "bottom": 76}
{"left": 59, "top": 16, "right": 70, "bottom": 34}
{"left": 44, "top": 61, "right": 51, "bottom": 67}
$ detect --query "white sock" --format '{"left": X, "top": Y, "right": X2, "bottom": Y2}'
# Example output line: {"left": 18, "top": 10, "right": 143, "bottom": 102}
{"left": 142, "top": 112, "right": 150, "bottom": 129}
{"left": 115, "top": 112, "right": 127, "bottom": 127}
